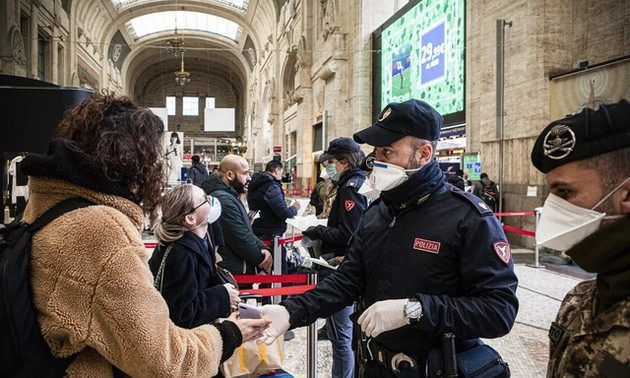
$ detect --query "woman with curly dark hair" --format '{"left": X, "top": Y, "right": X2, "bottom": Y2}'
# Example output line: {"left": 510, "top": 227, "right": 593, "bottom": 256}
{"left": 18, "top": 94, "right": 269, "bottom": 377}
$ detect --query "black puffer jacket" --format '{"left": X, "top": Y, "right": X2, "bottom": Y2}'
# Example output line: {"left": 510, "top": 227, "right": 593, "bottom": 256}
{"left": 247, "top": 171, "right": 297, "bottom": 236}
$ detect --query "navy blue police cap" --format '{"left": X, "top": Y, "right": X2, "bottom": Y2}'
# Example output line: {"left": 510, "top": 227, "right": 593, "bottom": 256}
{"left": 531, "top": 99, "right": 630, "bottom": 173}
{"left": 317, "top": 137, "right": 362, "bottom": 163}
{"left": 353, "top": 99, "right": 443, "bottom": 146}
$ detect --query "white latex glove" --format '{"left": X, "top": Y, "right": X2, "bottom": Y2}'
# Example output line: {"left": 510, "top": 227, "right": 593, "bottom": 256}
{"left": 223, "top": 283, "right": 240, "bottom": 310}
{"left": 357, "top": 299, "right": 409, "bottom": 338}
{"left": 257, "top": 305, "right": 291, "bottom": 345}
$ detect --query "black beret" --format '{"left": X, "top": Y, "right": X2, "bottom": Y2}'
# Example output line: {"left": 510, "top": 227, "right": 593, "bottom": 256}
{"left": 531, "top": 99, "right": 630, "bottom": 173}
{"left": 353, "top": 99, "right": 443, "bottom": 146}
{"left": 317, "top": 137, "right": 361, "bottom": 163}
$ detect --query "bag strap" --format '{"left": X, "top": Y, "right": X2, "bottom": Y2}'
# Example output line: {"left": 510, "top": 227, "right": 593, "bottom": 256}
{"left": 27, "top": 198, "right": 94, "bottom": 232}
{"left": 154, "top": 243, "right": 175, "bottom": 292}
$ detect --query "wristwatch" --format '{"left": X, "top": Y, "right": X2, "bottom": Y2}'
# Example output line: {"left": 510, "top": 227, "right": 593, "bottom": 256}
{"left": 404, "top": 297, "right": 423, "bottom": 324}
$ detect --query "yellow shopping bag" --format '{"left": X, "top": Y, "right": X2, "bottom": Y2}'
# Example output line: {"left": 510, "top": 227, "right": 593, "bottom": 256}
{"left": 220, "top": 337, "right": 284, "bottom": 378}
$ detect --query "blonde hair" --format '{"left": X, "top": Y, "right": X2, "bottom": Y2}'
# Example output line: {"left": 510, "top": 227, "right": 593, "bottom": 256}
{"left": 153, "top": 184, "right": 196, "bottom": 243}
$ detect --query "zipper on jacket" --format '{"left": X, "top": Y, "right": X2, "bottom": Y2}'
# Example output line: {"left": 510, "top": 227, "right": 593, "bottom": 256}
{"left": 389, "top": 215, "right": 397, "bottom": 228}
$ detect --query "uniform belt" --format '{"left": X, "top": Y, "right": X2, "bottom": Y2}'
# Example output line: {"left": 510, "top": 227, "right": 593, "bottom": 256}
{"left": 367, "top": 340, "right": 422, "bottom": 375}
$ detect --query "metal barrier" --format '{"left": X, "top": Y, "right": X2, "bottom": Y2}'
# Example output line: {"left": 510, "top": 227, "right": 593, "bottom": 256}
{"left": 234, "top": 232, "right": 319, "bottom": 378}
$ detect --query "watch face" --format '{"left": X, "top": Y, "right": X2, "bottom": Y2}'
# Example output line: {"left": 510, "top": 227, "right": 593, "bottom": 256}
{"left": 406, "top": 301, "right": 423, "bottom": 319}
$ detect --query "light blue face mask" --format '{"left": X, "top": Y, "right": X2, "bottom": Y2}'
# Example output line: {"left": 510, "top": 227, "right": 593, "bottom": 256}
{"left": 326, "top": 163, "right": 340, "bottom": 182}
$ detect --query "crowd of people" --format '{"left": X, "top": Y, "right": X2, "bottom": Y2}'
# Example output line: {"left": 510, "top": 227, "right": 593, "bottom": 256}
{"left": 5, "top": 93, "right": 629, "bottom": 378}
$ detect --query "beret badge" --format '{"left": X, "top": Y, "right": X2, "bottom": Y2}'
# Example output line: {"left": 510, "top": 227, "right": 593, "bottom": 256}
{"left": 543, "top": 124, "right": 576, "bottom": 160}
{"left": 378, "top": 107, "right": 392, "bottom": 121}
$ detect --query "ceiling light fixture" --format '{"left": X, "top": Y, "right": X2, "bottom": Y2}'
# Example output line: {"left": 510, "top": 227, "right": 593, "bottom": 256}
{"left": 175, "top": 52, "right": 190, "bottom": 85}
{"left": 166, "top": 26, "right": 185, "bottom": 56}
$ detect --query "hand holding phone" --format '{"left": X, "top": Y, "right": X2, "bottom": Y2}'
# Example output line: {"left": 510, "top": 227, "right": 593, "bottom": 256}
{"left": 238, "top": 303, "right": 263, "bottom": 319}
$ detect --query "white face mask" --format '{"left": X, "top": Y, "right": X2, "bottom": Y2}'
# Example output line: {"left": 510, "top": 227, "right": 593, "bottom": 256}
{"left": 369, "top": 161, "right": 420, "bottom": 191}
{"left": 358, "top": 179, "right": 381, "bottom": 201}
{"left": 207, "top": 196, "right": 222, "bottom": 224}
{"left": 537, "top": 176, "right": 630, "bottom": 251}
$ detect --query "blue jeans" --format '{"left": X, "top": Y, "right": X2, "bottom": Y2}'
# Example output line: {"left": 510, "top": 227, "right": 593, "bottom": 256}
{"left": 327, "top": 304, "right": 355, "bottom": 378}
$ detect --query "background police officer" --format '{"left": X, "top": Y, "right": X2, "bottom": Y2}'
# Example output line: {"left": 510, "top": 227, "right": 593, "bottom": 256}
{"left": 260, "top": 99, "right": 519, "bottom": 377}
{"left": 302, "top": 137, "right": 368, "bottom": 378}
{"left": 531, "top": 99, "right": 630, "bottom": 377}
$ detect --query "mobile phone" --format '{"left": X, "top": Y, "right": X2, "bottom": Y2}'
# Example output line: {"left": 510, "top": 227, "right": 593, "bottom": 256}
{"left": 238, "top": 303, "right": 263, "bottom": 319}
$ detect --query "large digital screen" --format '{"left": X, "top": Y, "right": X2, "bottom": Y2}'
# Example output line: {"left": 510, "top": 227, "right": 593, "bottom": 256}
{"left": 373, "top": 0, "right": 465, "bottom": 126}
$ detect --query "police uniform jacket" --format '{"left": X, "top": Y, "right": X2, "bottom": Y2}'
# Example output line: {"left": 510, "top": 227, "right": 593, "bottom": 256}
{"left": 282, "top": 160, "right": 519, "bottom": 358}
{"left": 305, "top": 167, "right": 367, "bottom": 257}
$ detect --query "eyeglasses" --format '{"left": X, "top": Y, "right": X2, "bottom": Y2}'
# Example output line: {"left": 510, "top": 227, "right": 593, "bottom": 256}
{"left": 190, "top": 194, "right": 213, "bottom": 213}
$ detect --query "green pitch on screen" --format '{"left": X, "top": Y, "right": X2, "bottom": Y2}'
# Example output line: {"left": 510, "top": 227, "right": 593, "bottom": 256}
{"left": 380, "top": 0, "right": 465, "bottom": 118}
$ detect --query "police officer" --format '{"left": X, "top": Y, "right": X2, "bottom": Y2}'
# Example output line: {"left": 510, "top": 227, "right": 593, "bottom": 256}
{"left": 302, "top": 137, "right": 368, "bottom": 378}
{"left": 531, "top": 99, "right": 630, "bottom": 377}
{"left": 303, "top": 137, "right": 367, "bottom": 259}
{"left": 260, "top": 99, "right": 519, "bottom": 377}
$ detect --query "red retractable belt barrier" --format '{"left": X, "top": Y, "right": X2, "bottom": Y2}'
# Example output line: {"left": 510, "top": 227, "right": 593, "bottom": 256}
{"left": 239, "top": 285, "right": 316, "bottom": 297}
{"left": 278, "top": 235, "right": 303, "bottom": 245}
{"left": 494, "top": 211, "right": 536, "bottom": 237}
{"left": 144, "top": 242, "right": 158, "bottom": 249}
{"left": 494, "top": 211, "right": 535, "bottom": 217}
{"left": 502, "top": 224, "right": 535, "bottom": 237}
{"left": 233, "top": 274, "right": 314, "bottom": 297}
{"left": 233, "top": 274, "right": 309, "bottom": 284}
{"left": 261, "top": 235, "right": 303, "bottom": 247}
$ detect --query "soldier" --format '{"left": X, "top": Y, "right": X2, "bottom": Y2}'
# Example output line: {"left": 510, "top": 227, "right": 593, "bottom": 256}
{"left": 531, "top": 99, "right": 630, "bottom": 377}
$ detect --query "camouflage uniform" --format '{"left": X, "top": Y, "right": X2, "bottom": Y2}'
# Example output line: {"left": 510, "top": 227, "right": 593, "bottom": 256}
{"left": 318, "top": 180, "right": 337, "bottom": 219}
{"left": 547, "top": 280, "right": 630, "bottom": 377}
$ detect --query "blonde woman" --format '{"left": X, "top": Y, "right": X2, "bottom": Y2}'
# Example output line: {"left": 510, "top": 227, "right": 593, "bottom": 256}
{"left": 150, "top": 184, "right": 242, "bottom": 327}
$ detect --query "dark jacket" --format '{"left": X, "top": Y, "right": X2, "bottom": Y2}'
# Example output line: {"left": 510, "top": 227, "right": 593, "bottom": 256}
{"left": 303, "top": 167, "right": 368, "bottom": 257}
{"left": 148, "top": 231, "right": 230, "bottom": 328}
{"left": 201, "top": 175, "right": 270, "bottom": 274}
{"left": 188, "top": 162, "right": 209, "bottom": 187}
{"left": 311, "top": 178, "right": 327, "bottom": 216}
{"left": 247, "top": 171, "right": 297, "bottom": 236}
{"left": 446, "top": 174, "right": 465, "bottom": 191}
{"left": 282, "top": 160, "right": 518, "bottom": 365}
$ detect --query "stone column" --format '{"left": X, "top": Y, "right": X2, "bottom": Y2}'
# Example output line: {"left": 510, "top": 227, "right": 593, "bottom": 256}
{"left": 0, "top": 0, "right": 27, "bottom": 76}
{"left": 29, "top": 3, "right": 39, "bottom": 78}
{"left": 51, "top": 27, "right": 59, "bottom": 84}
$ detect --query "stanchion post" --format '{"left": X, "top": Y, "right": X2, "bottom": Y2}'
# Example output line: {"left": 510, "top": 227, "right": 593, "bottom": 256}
{"left": 529, "top": 207, "right": 545, "bottom": 269}
{"left": 307, "top": 272, "right": 318, "bottom": 378}
{"left": 272, "top": 236, "right": 282, "bottom": 304}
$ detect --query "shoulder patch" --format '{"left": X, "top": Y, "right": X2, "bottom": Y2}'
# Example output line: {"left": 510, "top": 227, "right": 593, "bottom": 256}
{"left": 493, "top": 241, "right": 511, "bottom": 265}
{"left": 345, "top": 200, "right": 356, "bottom": 212}
{"left": 345, "top": 176, "right": 363, "bottom": 188}
{"left": 450, "top": 188, "right": 494, "bottom": 216}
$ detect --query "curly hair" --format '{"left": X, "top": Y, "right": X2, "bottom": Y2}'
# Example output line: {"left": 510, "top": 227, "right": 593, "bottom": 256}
{"left": 153, "top": 184, "right": 196, "bottom": 243}
{"left": 55, "top": 94, "right": 166, "bottom": 209}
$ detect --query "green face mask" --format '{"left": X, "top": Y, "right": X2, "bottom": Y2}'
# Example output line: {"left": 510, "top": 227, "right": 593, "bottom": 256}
{"left": 326, "top": 163, "right": 340, "bottom": 182}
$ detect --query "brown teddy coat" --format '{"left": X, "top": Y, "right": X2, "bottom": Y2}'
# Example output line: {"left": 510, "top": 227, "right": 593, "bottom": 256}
{"left": 22, "top": 177, "right": 225, "bottom": 377}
